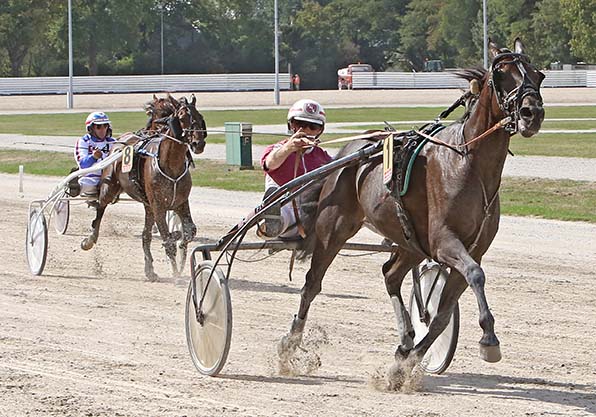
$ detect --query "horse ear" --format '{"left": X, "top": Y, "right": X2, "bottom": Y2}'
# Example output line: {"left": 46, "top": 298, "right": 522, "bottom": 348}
{"left": 488, "top": 38, "right": 500, "bottom": 61}
{"left": 153, "top": 94, "right": 158, "bottom": 101}
{"left": 514, "top": 38, "right": 525, "bottom": 54}
{"left": 167, "top": 93, "right": 179, "bottom": 107}
{"left": 191, "top": 94, "right": 196, "bottom": 106}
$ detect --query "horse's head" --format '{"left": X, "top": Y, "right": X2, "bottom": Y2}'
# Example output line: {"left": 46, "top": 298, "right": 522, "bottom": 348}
{"left": 144, "top": 93, "right": 179, "bottom": 131}
{"left": 174, "top": 95, "right": 207, "bottom": 154}
{"left": 488, "top": 38, "right": 545, "bottom": 137}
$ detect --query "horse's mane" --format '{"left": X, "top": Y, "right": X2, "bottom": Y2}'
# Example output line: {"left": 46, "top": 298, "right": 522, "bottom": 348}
{"left": 144, "top": 94, "right": 179, "bottom": 117}
{"left": 453, "top": 67, "right": 489, "bottom": 122}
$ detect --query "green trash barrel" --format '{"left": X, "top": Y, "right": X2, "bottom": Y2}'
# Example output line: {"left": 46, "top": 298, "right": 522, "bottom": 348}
{"left": 224, "top": 122, "right": 253, "bottom": 169}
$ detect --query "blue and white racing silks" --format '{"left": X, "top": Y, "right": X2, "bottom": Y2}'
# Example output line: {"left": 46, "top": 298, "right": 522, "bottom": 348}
{"left": 74, "top": 133, "right": 116, "bottom": 188}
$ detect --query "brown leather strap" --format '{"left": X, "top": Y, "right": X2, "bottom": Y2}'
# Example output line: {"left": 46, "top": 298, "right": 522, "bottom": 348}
{"left": 292, "top": 150, "right": 307, "bottom": 238}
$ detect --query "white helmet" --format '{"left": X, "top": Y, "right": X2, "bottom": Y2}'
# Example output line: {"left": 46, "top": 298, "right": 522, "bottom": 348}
{"left": 287, "top": 99, "right": 326, "bottom": 127}
{"left": 85, "top": 111, "right": 111, "bottom": 131}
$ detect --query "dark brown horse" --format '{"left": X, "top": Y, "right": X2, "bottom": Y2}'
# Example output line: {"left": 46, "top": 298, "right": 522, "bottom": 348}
{"left": 81, "top": 94, "right": 207, "bottom": 280}
{"left": 278, "top": 39, "right": 545, "bottom": 379}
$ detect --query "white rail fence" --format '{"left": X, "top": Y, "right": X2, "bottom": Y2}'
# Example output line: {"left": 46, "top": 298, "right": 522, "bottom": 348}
{"left": 0, "top": 70, "right": 594, "bottom": 95}
{"left": 352, "top": 70, "right": 596, "bottom": 89}
{"left": 0, "top": 73, "right": 292, "bottom": 95}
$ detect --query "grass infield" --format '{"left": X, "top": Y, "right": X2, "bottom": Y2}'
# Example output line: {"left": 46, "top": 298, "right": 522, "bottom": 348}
{"left": 1, "top": 149, "right": 594, "bottom": 224}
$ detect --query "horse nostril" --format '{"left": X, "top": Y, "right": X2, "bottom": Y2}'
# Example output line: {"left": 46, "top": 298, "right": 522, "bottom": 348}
{"left": 519, "top": 106, "right": 533, "bottom": 120}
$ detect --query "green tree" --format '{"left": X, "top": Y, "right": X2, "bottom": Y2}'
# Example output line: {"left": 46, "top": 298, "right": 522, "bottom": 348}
{"left": 529, "top": 0, "right": 574, "bottom": 68}
{"left": 0, "top": 0, "right": 54, "bottom": 76}
{"left": 561, "top": 0, "right": 596, "bottom": 62}
{"left": 399, "top": 0, "right": 442, "bottom": 71}
{"left": 67, "top": 0, "right": 154, "bottom": 75}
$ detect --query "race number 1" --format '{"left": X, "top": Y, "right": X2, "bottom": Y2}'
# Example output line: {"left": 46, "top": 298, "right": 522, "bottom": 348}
{"left": 383, "top": 134, "right": 393, "bottom": 185}
{"left": 121, "top": 145, "right": 134, "bottom": 173}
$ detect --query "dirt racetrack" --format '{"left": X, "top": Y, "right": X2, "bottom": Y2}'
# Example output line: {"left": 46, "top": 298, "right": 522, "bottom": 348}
{"left": 1, "top": 171, "right": 595, "bottom": 416}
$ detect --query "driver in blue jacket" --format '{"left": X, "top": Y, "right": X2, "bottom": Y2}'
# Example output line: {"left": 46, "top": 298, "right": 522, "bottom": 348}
{"left": 74, "top": 111, "right": 116, "bottom": 197}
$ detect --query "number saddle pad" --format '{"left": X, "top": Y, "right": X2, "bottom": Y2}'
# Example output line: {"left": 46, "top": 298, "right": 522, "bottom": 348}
{"left": 387, "top": 123, "right": 446, "bottom": 198}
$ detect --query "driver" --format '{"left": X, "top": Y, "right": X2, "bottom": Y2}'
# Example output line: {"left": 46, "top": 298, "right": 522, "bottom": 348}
{"left": 74, "top": 111, "right": 116, "bottom": 197}
{"left": 259, "top": 99, "right": 333, "bottom": 239}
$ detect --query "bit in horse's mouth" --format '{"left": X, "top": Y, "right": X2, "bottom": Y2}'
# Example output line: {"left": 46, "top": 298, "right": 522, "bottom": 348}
{"left": 518, "top": 124, "right": 541, "bottom": 138}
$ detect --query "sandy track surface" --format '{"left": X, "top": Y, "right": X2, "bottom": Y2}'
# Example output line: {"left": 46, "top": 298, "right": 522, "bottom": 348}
{"left": 1, "top": 173, "right": 595, "bottom": 416}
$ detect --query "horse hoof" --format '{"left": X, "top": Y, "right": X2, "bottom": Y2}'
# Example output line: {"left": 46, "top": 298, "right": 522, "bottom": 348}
{"left": 277, "top": 332, "right": 302, "bottom": 358}
{"left": 394, "top": 345, "right": 411, "bottom": 360}
{"left": 81, "top": 238, "right": 94, "bottom": 251}
{"left": 146, "top": 271, "right": 159, "bottom": 282}
{"left": 479, "top": 343, "right": 502, "bottom": 363}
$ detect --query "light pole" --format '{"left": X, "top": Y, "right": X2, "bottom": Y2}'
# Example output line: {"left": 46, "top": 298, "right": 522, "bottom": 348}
{"left": 274, "top": 0, "right": 280, "bottom": 105}
{"left": 483, "top": 0, "right": 488, "bottom": 69}
{"left": 160, "top": 3, "right": 164, "bottom": 74}
{"left": 67, "top": 0, "right": 74, "bottom": 109}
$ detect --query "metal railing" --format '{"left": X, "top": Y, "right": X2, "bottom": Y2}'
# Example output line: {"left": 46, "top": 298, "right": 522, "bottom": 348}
{"left": 0, "top": 73, "right": 292, "bottom": 95}
{"left": 352, "top": 70, "right": 596, "bottom": 89}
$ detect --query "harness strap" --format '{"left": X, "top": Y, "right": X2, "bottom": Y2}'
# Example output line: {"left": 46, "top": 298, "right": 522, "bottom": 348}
{"left": 152, "top": 140, "right": 190, "bottom": 209}
{"left": 467, "top": 179, "right": 499, "bottom": 255}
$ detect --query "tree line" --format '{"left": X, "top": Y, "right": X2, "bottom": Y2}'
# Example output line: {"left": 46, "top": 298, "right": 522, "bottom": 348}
{"left": 0, "top": 0, "right": 593, "bottom": 89}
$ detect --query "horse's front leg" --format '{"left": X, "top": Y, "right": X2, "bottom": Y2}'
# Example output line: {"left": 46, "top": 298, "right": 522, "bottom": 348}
{"left": 81, "top": 206, "right": 105, "bottom": 251}
{"left": 141, "top": 204, "right": 158, "bottom": 281}
{"left": 80, "top": 174, "right": 120, "bottom": 251}
{"left": 172, "top": 202, "right": 196, "bottom": 277}
{"left": 153, "top": 208, "right": 178, "bottom": 276}
{"left": 278, "top": 201, "right": 363, "bottom": 368}
{"left": 435, "top": 238, "right": 501, "bottom": 362}
{"left": 382, "top": 250, "right": 423, "bottom": 358}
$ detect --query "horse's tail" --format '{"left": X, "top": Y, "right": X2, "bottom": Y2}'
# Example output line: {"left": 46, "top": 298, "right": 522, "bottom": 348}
{"left": 295, "top": 179, "right": 326, "bottom": 261}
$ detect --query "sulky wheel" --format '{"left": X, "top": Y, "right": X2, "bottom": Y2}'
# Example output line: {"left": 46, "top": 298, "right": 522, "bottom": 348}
{"left": 53, "top": 199, "right": 70, "bottom": 235}
{"left": 185, "top": 261, "right": 232, "bottom": 376}
{"left": 26, "top": 207, "right": 48, "bottom": 276}
{"left": 409, "top": 261, "right": 460, "bottom": 374}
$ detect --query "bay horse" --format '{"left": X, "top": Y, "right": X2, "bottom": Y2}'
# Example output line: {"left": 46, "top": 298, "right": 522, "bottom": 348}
{"left": 278, "top": 39, "right": 545, "bottom": 379}
{"left": 80, "top": 94, "right": 207, "bottom": 280}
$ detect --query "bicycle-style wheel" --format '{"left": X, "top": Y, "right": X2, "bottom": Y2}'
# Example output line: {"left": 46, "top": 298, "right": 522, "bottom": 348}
{"left": 185, "top": 261, "right": 232, "bottom": 376}
{"left": 53, "top": 199, "right": 70, "bottom": 235}
{"left": 409, "top": 261, "right": 459, "bottom": 374}
{"left": 26, "top": 208, "right": 48, "bottom": 276}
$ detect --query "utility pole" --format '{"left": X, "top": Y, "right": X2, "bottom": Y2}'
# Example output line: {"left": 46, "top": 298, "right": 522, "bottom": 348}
{"left": 274, "top": 0, "right": 280, "bottom": 105}
{"left": 161, "top": 3, "right": 165, "bottom": 74}
{"left": 483, "top": 0, "right": 488, "bottom": 69}
{"left": 67, "top": 0, "right": 74, "bottom": 109}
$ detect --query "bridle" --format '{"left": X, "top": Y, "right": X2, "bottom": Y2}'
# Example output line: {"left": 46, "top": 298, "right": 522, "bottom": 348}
{"left": 152, "top": 102, "right": 207, "bottom": 146}
{"left": 488, "top": 52, "right": 544, "bottom": 135}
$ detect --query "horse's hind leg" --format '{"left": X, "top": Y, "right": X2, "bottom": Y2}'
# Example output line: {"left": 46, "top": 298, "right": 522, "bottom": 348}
{"left": 436, "top": 238, "right": 501, "bottom": 362}
{"left": 382, "top": 250, "right": 423, "bottom": 358}
{"left": 141, "top": 204, "right": 159, "bottom": 281}
{"left": 411, "top": 268, "right": 467, "bottom": 361}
